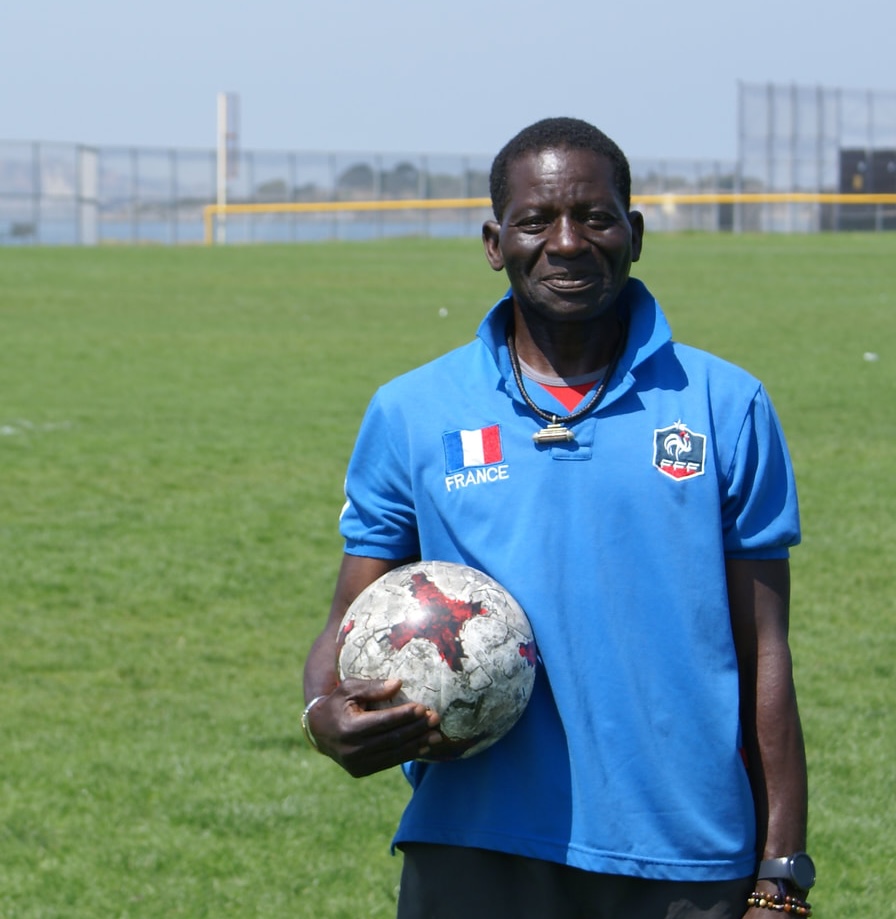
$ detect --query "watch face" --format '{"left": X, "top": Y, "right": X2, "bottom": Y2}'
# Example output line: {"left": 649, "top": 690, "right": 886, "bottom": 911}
{"left": 791, "top": 853, "right": 816, "bottom": 890}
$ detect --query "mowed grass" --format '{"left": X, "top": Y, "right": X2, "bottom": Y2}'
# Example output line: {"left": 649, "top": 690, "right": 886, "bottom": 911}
{"left": 1, "top": 234, "right": 893, "bottom": 917}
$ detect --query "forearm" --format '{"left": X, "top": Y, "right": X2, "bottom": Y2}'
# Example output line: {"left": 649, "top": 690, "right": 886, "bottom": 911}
{"left": 303, "top": 553, "right": 406, "bottom": 704}
{"left": 749, "top": 644, "right": 808, "bottom": 858}
{"left": 303, "top": 625, "right": 342, "bottom": 704}
{"left": 300, "top": 553, "right": 442, "bottom": 775}
{"left": 727, "top": 558, "right": 808, "bottom": 861}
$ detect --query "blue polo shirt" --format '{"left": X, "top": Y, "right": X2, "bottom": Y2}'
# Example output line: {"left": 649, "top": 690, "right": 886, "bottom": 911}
{"left": 339, "top": 278, "right": 800, "bottom": 881}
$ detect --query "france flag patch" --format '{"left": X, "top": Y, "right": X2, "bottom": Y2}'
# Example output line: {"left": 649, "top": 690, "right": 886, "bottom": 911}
{"left": 443, "top": 425, "right": 503, "bottom": 474}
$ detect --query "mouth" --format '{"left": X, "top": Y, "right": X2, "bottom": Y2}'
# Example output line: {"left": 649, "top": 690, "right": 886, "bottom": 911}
{"left": 540, "top": 275, "right": 598, "bottom": 293}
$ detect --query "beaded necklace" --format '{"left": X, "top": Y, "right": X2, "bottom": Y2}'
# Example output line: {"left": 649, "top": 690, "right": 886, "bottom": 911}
{"left": 506, "top": 319, "right": 628, "bottom": 445}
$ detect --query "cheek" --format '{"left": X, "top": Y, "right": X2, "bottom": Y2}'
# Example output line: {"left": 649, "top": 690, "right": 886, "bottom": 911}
{"left": 504, "top": 258, "right": 536, "bottom": 286}
{"left": 502, "top": 241, "right": 541, "bottom": 273}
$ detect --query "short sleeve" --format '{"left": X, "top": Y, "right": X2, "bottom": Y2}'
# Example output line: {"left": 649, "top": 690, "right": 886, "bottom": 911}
{"left": 339, "top": 391, "right": 421, "bottom": 560}
{"left": 721, "top": 385, "right": 801, "bottom": 558}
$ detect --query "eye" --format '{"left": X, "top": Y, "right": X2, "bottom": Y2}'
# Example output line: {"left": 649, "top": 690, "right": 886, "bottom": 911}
{"left": 512, "top": 213, "right": 550, "bottom": 233}
{"left": 585, "top": 211, "right": 617, "bottom": 230}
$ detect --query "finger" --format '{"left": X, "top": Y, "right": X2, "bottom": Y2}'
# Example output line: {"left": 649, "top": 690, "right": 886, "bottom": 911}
{"left": 341, "top": 676, "right": 405, "bottom": 705}
{"left": 340, "top": 724, "right": 445, "bottom": 777}
{"left": 341, "top": 678, "right": 441, "bottom": 726}
{"left": 335, "top": 700, "right": 442, "bottom": 760}
{"left": 346, "top": 701, "right": 439, "bottom": 742}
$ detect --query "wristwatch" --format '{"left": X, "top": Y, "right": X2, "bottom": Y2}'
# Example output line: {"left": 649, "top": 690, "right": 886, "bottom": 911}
{"left": 757, "top": 852, "right": 816, "bottom": 891}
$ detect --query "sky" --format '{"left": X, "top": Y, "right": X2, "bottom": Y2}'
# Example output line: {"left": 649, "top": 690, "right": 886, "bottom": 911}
{"left": 3, "top": 0, "right": 896, "bottom": 163}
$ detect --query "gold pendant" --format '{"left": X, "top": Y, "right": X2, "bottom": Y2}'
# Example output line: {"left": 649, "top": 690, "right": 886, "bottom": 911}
{"left": 532, "top": 422, "right": 575, "bottom": 444}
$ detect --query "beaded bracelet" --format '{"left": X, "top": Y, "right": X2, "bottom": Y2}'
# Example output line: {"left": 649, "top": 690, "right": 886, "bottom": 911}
{"left": 747, "top": 890, "right": 812, "bottom": 916}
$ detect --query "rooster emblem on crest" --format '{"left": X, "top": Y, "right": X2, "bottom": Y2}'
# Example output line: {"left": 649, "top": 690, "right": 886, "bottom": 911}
{"left": 653, "top": 421, "right": 706, "bottom": 481}
{"left": 663, "top": 428, "right": 692, "bottom": 461}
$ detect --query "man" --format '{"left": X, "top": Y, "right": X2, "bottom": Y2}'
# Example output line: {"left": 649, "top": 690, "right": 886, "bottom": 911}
{"left": 303, "top": 117, "right": 811, "bottom": 919}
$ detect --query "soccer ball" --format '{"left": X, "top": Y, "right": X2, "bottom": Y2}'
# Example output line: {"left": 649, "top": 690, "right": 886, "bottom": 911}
{"left": 336, "top": 560, "right": 537, "bottom": 760}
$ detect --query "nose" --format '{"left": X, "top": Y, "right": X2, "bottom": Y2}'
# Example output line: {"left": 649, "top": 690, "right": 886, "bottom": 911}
{"left": 544, "top": 215, "right": 587, "bottom": 257}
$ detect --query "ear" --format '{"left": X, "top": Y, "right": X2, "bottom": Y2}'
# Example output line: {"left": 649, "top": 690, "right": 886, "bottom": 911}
{"left": 482, "top": 220, "right": 505, "bottom": 272}
{"left": 628, "top": 210, "right": 645, "bottom": 263}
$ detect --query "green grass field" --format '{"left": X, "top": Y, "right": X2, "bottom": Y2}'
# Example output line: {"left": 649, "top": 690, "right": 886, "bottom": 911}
{"left": 1, "top": 234, "right": 893, "bottom": 918}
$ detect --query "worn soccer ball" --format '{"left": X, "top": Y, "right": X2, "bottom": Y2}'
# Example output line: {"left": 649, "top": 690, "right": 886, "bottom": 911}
{"left": 336, "top": 560, "right": 537, "bottom": 760}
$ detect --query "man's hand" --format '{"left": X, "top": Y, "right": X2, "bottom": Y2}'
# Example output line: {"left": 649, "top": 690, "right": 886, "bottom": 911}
{"left": 307, "top": 677, "right": 442, "bottom": 777}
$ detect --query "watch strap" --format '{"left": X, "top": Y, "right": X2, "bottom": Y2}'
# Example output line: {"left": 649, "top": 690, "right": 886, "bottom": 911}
{"left": 758, "top": 856, "right": 790, "bottom": 879}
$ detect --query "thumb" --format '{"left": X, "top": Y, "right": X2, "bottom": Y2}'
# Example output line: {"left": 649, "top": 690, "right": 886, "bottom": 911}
{"left": 343, "top": 677, "right": 406, "bottom": 706}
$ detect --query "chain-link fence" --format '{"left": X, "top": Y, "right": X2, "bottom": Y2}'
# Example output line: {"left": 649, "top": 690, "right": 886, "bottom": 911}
{"left": 0, "top": 141, "right": 97, "bottom": 245}
{"left": 3, "top": 82, "right": 894, "bottom": 245}
{"left": 0, "top": 144, "right": 496, "bottom": 245}
{"left": 738, "top": 81, "right": 896, "bottom": 230}
{"left": 0, "top": 141, "right": 740, "bottom": 245}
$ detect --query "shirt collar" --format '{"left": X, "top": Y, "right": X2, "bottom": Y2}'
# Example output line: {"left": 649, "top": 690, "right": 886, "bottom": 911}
{"left": 476, "top": 277, "right": 673, "bottom": 403}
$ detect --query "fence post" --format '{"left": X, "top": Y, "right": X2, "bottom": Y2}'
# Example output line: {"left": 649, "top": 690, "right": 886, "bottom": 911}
{"left": 170, "top": 149, "right": 178, "bottom": 245}
{"left": 31, "top": 142, "right": 41, "bottom": 244}
{"left": 77, "top": 145, "right": 99, "bottom": 245}
{"left": 131, "top": 148, "right": 139, "bottom": 244}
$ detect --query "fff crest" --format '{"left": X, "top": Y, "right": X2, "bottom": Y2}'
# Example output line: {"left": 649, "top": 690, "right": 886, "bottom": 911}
{"left": 653, "top": 422, "right": 706, "bottom": 481}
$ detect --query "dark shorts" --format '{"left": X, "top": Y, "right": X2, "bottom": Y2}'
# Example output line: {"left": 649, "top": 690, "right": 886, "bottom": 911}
{"left": 396, "top": 844, "right": 754, "bottom": 919}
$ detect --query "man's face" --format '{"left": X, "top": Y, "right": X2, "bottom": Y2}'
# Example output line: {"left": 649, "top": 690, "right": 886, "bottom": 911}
{"left": 483, "top": 147, "right": 643, "bottom": 324}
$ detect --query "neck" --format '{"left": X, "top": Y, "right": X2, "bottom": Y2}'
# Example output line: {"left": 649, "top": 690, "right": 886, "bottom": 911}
{"left": 511, "top": 307, "right": 623, "bottom": 379}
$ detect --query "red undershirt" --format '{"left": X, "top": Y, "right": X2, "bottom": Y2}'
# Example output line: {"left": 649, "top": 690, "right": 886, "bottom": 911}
{"left": 538, "top": 381, "right": 596, "bottom": 412}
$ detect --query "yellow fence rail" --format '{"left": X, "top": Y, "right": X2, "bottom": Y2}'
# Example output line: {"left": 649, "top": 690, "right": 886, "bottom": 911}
{"left": 203, "top": 193, "right": 896, "bottom": 244}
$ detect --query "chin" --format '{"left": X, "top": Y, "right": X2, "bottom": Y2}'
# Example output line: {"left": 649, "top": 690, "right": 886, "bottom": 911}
{"left": 528, "top": 299, "right": 615, "bottom": 324}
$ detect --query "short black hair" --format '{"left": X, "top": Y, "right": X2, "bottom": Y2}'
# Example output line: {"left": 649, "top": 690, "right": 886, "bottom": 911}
{"left": 489, "top": 117, "right": 632, "bottom": 221}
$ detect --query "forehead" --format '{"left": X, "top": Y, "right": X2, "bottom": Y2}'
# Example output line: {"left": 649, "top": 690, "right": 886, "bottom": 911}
{"left": 505, "top": 146, "right": 619, "bottom": 208}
